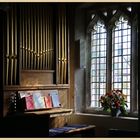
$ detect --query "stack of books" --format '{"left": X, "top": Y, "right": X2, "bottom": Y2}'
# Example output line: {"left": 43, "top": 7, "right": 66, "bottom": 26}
{"left": 18, "top": 90, "right": 61, "bottom": 111}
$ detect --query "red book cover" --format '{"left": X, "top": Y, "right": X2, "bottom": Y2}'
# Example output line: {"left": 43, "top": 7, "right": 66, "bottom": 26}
{"left": 25, "top": 95, "right": 35, "bottom": 110}
{"left": 44, "top": 95, "right": 53, "bottom": 108}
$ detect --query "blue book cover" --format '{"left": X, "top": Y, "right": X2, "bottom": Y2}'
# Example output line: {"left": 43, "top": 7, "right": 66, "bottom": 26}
{"left": 33, "top": 91, "right": 46, "bottom": 109}
{"left": 50, "top": 90, "right": 61, "bottom": 108}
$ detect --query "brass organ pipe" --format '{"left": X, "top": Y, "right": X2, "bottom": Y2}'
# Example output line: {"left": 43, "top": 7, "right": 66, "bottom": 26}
{"left": 58, "top": 10, "right": 60, "bottom": 83}
{"left": 50, "top": 9, "right": 53, "bottom": 70}
{"left": 52, "top": 19, "right": 54, "bottom": 70}
{"left": 47, "top": 9, "right": 50, "bottom": 70}
{"left": 42, "top": 8, "right": 44, "bottom": 70}
{"left": 37, "top": 7, "right": 40, "bottom": 70}
{"left": 24, "top": 8, "right": 26, "bottom": 69}
{"left": 58, "top": 9, "right": 61, "bottom": 84}
{"left": 44, "top": 8, "right": 46, "bottom": 69}
{"left": 52, "top": 12, "right": 54, "bottom": 70}
{"left": 11, "top": 16, "right": 14, "bottom": 84}
{"left": 46, "top": 9, "right": 48, "bottom": 69}
{"left": 63, "top": 8, "right": 66, "bottom": 84}
{"left": 49, "top": 8, "right": 51, "bottom": 70}
{"left": 49, "top": 10, "right": 52, "bottom": 70}
{"left": 64, "top": 9, "right": 66, "bottom": 84}
{"left": 65, "top": 11, "right": 68, "bottom": 84}
{"left": 64, "top": 9, "right": 67, "bottom": 84}
{"left": 60, "top": 11, "right": 62, "bottom": 84}
{"left": 34, "top": 6, "right": 37, "bottom": 69}
{"left": 32, "top": 6, "right": 34, "bottom": 69}
{"left": 44, "top": 11, "right": 46, "bottom": 70}
{"left": 10, "top": 7, "right": 14, "bottom": 85}
{"left": 31, "top": 6, "right": 34, "bottom": 69}
{"left": 6, "top": 10, "right": 10, "bottom": 85}
{"left": 42, "top": 7, "right": 45, "bottom": 70}
{"left": 28, "top": 6, "right": 31, "bottom": 69}
{"left": 67, "top": 10, "right": 70, "bottom": 85}
{"left": 61, "top": 8, "right": 65, "bottom": 84}
{"left": 25, "top": 8, "right": 28, "bottom": 69}
{"left": 33, "top": 6, "right": 36, "bottom": 69}
{"left": 56, "top": 10, "right": 59, "bottom": 84}
{"left": 39, "top": 7, "right": 41, "bottom": 70}
{"left": 14, "top": 6, "right": 17, "bottom": 84}
{"left": 20, "top": 7, "right": 23, "bottom": 70}
{"left": 13, "top": 7, "right": 15, "bottom": 84}
{"left": 51, "top": 10, "right": 54, "bottom": 69}
{"left": 26, "top": 7, "right": 28, "bottom": 69}
{"left": 49, "top": 11, "right": 51, "bottom": 70}
{"left": 12, "top": 7, "right": 15, "bottom": 84}
{"left": 61, "top": 9, "right": 64, "bottom": 84}
{"left": 50, "top": 9, "right": 53, "bottom": 69}
{"left": 22, "top": 6, "right": 25, "bottom": 69}
{"left": 40, "top": 8, "right": 43, "bottom": 70}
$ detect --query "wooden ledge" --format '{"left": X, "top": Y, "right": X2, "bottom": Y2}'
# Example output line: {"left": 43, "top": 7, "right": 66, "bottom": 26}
{"left": 65, "top": 125, "right": 96, "bottom": 133}
{"left": 4, "top": 84, "right": 70, "bottom": 91}
{"left": 24, "top": 108, "right": 73, "bottom": 117}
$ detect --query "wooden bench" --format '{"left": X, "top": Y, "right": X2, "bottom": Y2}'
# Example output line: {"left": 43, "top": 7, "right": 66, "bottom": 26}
{"left": 49, "top": 124, "right": 96, "bottom": 137}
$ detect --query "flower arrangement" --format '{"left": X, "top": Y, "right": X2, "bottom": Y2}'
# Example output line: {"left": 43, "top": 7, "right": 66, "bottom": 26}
{"left": 99, "top": 89, "right": 128, "bottom": 117}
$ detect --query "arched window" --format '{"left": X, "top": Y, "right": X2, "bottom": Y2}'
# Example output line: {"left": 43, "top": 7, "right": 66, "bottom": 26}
{"left": 86, "top": 7, "right": 138, "bottom": 116}
{"left": 90, "top": 20, "right": 107, "bottom": 107}
{"left": 112, "top": 16, "right": 131, "bottom": 109}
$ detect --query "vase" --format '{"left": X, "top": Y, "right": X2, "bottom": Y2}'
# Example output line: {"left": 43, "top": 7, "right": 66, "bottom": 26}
{"left": 111, "top": 108, "right": 121, "bottom": 117}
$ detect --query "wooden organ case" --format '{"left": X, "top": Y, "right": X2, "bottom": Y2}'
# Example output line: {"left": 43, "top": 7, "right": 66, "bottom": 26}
{"left": 0, "top": 3, "right": 72, "bottom": 137}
